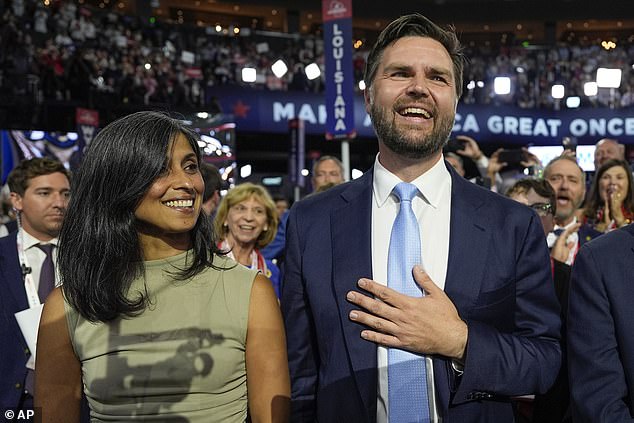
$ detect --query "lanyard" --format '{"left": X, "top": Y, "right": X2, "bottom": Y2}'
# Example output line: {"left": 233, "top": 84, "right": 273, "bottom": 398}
{"left": 219, "top": 239, "right": 269, "bottom": 276}
{"left": 16, "top": 228, "right": 42, "bottom": 308}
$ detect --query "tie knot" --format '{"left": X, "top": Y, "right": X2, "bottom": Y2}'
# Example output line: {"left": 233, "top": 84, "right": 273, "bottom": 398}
{"left": 36, "top": 243, "right": 55, "bottom": 256}
{"left": 393, "top": 182, "right": 419, "bottom": 203}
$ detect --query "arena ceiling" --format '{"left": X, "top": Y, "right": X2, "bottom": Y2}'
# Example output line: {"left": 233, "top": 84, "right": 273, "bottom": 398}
{"left": 149, "top": 0, "right": 634, "bottom": 45}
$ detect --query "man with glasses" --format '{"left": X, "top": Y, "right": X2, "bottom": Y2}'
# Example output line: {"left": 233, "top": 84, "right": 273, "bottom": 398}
{"left": 506, "top": 177, "right": 577, "bottom": 423}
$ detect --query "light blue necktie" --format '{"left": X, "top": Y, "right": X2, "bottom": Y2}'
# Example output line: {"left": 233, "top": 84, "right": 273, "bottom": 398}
{"left": 387, "top": 182, "right": 430, "bottom": 423}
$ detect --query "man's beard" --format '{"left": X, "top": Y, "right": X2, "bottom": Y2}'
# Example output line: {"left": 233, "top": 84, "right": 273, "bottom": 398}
{"left": 369, "top": 100, "right": 454, "bottom": 160}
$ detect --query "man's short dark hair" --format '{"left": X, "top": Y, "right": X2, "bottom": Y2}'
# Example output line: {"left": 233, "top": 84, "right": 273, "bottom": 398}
{"left": 200, "top": 162, "right": 222, "bottom": 202}
{"left": 7, "top": 157, "right": 70, "bottom": 196}
{"left": 363, "top": 13, "right": 466, "bottom": 98}
{"left": 506, "top": 178, "right": 557, "bottom": 215}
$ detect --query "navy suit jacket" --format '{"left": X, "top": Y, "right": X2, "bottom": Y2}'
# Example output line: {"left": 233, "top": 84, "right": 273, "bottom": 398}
{"left": 0, "top": 232, "right": 31, "bottom": 409}
{"left": 281, "top": 164, "right": 562, "bottom": 422}
{"left": 568, "top": 224, "right": 634, "bottom": 422}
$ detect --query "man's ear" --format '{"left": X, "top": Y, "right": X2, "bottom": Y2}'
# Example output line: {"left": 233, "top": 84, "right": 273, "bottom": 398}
{"left": 9, "top": 192, "right": 23, "bottom": 213}
{"left": 363, "top": 86, "right": 372, "bottom": 113}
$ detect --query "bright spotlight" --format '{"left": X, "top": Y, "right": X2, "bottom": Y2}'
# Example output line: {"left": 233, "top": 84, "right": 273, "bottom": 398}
{"left": 196, "top": 112, "right": 209, "bottom": 119}
{"left": 494, "top": 77, "right": 511, "bottom": 95}
{"left": 467, "top": 80, "right": 476, "bottom": 90}
{"left": 584, "top": 81, "right": 598, "bottom": 96}
{"left": 241, "top": 67, "right": 257, "bottom": 83}
{"left": 351, "top": 169, "right": 363, "bottom": 179}
{"left": 271, "top": 59, "right": 288, "bottom": 78}
{"left": 240, "top": 164, "right": 252, "bottom": 178}
{"left": 551, "top": 84, "right": 565, "bottom": 99}
{"left": 596, "top": 67, "right": 622, "bottom": 88}
{"left": 301, "top": 169, "right": 309, "bottom": 177}
{"left": 358, "top": 80, "right": 366, "bottom": 90}
{"left": 305, "top": 63, "right": 321, "bottom": 80}
{"left": 566, "top": 96, "right": 581, "bottom": 108}
{"left": 144, "top": 63, "right": 151, "bottom": 70}
{"left": 30, "top": 131, "right": 45, "bottom": 140}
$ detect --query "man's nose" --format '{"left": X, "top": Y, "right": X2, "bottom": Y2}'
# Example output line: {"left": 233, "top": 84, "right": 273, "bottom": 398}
{"left": 406, "top": 76, "right": 430, "bottom": 97}
{"left": 52, "top": 193, "right": 67, "bottom": 208}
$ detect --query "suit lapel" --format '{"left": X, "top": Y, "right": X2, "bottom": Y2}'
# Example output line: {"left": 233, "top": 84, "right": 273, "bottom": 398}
{"left": 433, "top": 168, "right": 492, "bottom": 409}
{"left": 444, "top": 170, "right": 491, "bottom": 312}
{"left": 331, "top": 171, "right": 376, "bottom": 415}
{"left": 0, "top": 233, "right": 29, "bottom": 313}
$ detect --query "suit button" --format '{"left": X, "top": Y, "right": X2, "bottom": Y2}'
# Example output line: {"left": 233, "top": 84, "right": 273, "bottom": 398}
{"left": 15, "top": 383, "right": 22, "bottom": 389}
{"left": 24, "top": 348, "right": 30, "bottom": 354}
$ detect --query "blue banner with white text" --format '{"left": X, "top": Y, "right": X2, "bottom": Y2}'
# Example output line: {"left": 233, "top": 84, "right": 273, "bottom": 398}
{"left": 205, "top": 86, "right": 634, "bottom": 145}
{"left": 322, "top": 0, "right": 356, "bottom": 139}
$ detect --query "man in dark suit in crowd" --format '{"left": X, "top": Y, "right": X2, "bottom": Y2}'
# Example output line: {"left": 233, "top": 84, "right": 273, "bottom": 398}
{"left": 282, "top": 13, "right": 561, "bottom": 423}
{"left": 568, "top": 223, "right": 634, "bottom": 422}
{"left": 0, "top": 158, "right": 70, "bottom": 414}
{"left": 543, "top": 155, "right": 602, "bottom": 265}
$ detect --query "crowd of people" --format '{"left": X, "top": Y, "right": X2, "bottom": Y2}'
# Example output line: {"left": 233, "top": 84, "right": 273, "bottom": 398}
{"left": 2, "top": 9, "right": 634, "bottom": 423}
{"left": 1, "top": 0, "right": 634, "bottom": 112}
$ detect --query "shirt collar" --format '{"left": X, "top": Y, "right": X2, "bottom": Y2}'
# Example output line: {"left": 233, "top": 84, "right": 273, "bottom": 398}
{"left": 554, "top": 216, "right": 578, "bottom": 231}
{"left": 373, "top": 153, "right": 450, "bottom": 209}
{"left": 21, "top": 228, "right": 58, "bottom": 250}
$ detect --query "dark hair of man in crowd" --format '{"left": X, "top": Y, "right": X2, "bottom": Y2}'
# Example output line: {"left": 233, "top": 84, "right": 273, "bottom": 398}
{"left": 583, "top": 158, "right": 634, "bottom": 220}
{"left": 363, "top": 13, "right": 466, "bottom": 98}
{"left": 58, "top": 111, "right": 223, "bottom": 322}
{"left": 7, "top": 157, "right": 70, "bottom": 196}
{"left": 506, "top": 178, "right": 557, "bottom": 215}
{"left": 200, "top": 162, "right": 222, "bottom": 202}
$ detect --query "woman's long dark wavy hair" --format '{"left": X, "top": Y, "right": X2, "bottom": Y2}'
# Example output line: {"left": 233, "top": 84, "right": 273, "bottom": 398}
{"left": 58, "top": 111, "right": 222, "bottom": 322}
{"left": 583, "top": 158, "right": 634, "bottom": 221}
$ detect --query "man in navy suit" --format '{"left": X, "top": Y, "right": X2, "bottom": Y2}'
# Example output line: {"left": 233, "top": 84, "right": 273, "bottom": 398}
{"left": 282, "top": 14, "right": 561, "bottom": 422}
{"left": 0, "top": 158, "right": 70, "bottom": 413}
{"left": 568, "top": 224, "right": 634, "bottom": 422}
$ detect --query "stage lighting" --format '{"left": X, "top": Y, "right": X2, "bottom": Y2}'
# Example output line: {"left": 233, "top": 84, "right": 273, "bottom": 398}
{"left": 271, "top": 59, "right": 288, "bottom": 78}
{"left": 240, "top": 164, "right": 252, "bottom": 178}
{"left": 596, "top": 67, "right": 622, "bottom": 88}
{"left": 584, "top": 81, "right": 598, "bottom": 96}
{"left": 566, "top": 96, "right": 581, "bottom": 108}
{"left": 551, "top": 84, "right": 565, "bottom": 99}
{"left": 305, "top": 63, "right": 321, "bottom": 80}
{"left": 494, "top": 77, "right": 511, "bottom": 95}
{"left": 241, "top": 67, "right": 257, "bottom": 83}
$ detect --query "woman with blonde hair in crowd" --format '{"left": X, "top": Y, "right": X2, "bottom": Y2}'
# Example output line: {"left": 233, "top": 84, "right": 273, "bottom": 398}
{"left": 214, "top": 183, "right": 281, "bottom": 297}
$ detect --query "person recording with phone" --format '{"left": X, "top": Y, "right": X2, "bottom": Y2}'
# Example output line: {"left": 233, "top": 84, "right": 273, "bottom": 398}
{"left": 444, "top": 136, "right": 493, "bottom": 188}
{"left": 486, "top": 147, "right": 541, "bottom": 193}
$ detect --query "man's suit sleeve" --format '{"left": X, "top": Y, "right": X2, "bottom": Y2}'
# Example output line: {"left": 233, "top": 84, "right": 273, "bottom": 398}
{"left": 568, "top": 244, "right": 634, "bottom": 422}
{"left": 281, "top": 208, "right": 318, "bottom": 422}
{"left": 453, "top": 213, "right": 562, "bottom": 402}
